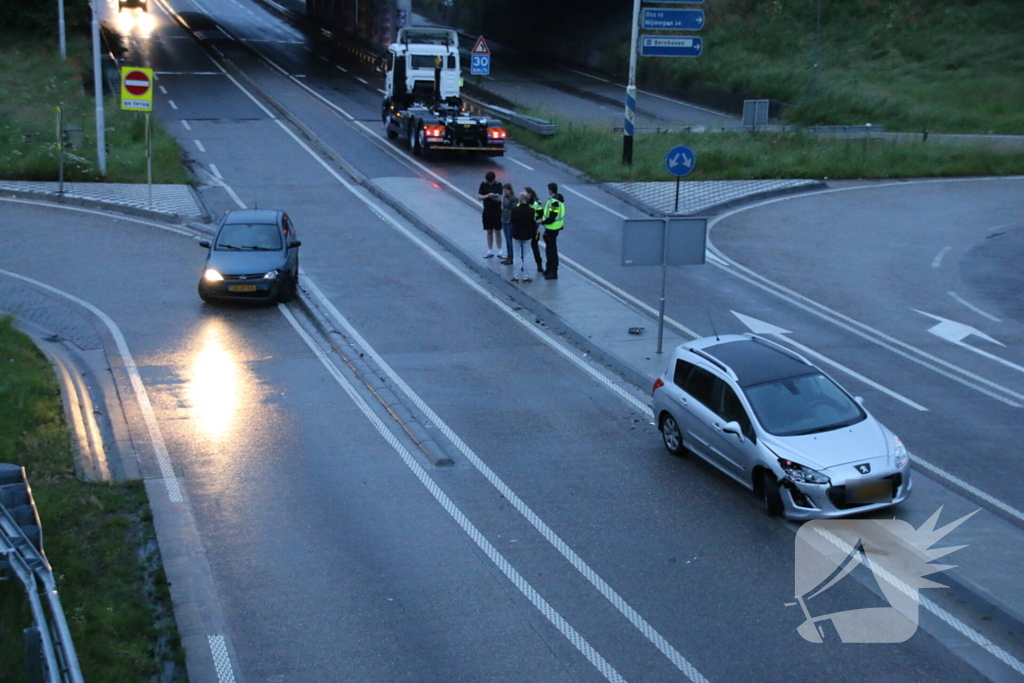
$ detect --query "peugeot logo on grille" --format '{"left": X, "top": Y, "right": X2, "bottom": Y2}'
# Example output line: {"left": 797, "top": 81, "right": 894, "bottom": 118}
{"left": 239, "top": 275, "right": 247, "bottom": 280}
{"left": 855, "top": 463, "right": 871, "bottom": 475}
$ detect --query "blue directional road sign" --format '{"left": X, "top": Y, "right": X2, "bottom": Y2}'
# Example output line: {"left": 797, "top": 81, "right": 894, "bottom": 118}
{"left": 641, "top": 36, "right": 703, "bottom": 58}
{"left": 471, "top": 54, "right": 490, "bottom": 76}
{"left": 642, "top": 8, "right": 705, "bottom": 31}
{"left": 665, "top": 145, "right": 696, "bottom": 177}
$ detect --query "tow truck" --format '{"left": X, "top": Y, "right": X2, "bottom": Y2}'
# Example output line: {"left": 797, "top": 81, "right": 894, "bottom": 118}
{"left": 381, "top": 28, "right": 506, "bottom": 158}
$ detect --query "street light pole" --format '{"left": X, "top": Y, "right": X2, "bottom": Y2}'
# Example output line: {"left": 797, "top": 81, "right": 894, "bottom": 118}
{"left": 58, "top": 0, "right": 66, "bottom": 58}
{"left": 91, "top": 0, "right": 107, "bottom": 177}
{"left": 622, "top": 0, "right": 641, "bottom": 165}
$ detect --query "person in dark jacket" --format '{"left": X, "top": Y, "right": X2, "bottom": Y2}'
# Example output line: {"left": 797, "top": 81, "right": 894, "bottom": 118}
{"left": 509, "top": 192, "right": 538, "bottom": 283}
{"left": 477, "top": 171, "right": 503, "bottom": 258}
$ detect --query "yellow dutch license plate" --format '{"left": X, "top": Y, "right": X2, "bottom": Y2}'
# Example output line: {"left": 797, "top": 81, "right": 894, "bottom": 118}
{"left": 847, "top": 478, "right": 891, "bottom": 504}
{"left": 228, "top": 284, "right": 257, "bottom": 292}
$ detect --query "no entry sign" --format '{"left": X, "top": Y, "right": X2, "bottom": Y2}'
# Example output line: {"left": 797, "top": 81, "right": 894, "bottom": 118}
{"left": 121, "top": 66, "right": 154, "bottom": 111}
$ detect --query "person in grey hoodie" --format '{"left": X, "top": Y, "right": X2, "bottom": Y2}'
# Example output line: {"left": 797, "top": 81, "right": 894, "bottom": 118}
{"left": 499, "top": 183, "right": 515, "bottom": 264}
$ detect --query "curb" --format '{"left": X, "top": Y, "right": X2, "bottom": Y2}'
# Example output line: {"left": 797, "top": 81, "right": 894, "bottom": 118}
{"left": 600, "top": 180, "right": 829, "bottom": 218}
{"left": 0, "top": 188, "right": 205, "bottom": 224}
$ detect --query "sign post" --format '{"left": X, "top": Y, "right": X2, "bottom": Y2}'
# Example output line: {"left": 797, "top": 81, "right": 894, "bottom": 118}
{"left": 665, "top": 144, "right": 696, "bottom": 212}
{"left": 623, "top": 0, "right": 642, "bottom": 165}
{"left": 470, "top": 36, "right": 490, "bottom": 85}
{"left": 56, "top": 106, "right": 64, "bottom": 195}
{"left": 120, "top": 67, "right": 154, "bottom": 111}
{"left": 145, "top": 113, "right": 153, "bottom": 208}
{"left": 622, "top": 217, "right": 707, "bottom": 353}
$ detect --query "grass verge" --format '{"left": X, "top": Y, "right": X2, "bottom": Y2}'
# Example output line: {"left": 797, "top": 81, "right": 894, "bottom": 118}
{"left": 510, "top": 115, "right": 1024, "bottom": 182}
{"left": 0, "top": 316, "right": 185, "bottom": 682}
{"left": 0, "top": 36, "right": 190, "bottom": 184}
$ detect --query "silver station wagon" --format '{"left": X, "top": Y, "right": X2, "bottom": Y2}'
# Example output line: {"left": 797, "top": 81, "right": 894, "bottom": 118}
{"left": 652, "top": 334, "right": 912, "bottom": 519}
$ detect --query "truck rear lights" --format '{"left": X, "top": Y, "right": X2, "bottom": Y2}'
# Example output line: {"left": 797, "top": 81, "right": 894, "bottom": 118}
{"left": 487, "top": 127, "right": 507, "bottom": 140}
{"left": 425, "top": 126, "right": 445, "bottom": 138}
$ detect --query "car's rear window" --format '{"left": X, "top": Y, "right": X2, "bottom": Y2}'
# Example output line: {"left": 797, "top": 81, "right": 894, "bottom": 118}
{"left": 215, "top": 223, "right": 282, "bottom": 251}
{"left": 744, "top": 372, "right": 866, "bottom": 437}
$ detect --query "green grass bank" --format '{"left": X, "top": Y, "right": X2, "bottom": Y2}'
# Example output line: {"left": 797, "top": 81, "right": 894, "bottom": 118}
{"left": 0, "top": 317, "right": 185, "bottom": 682}
{"left": 0, "top": 35, "right": 189, "bottom": 184}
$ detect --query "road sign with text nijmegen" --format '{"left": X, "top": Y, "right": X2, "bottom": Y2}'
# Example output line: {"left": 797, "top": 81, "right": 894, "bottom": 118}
{"left": 642, "top": 8, "right": 704, "bottom": 31}
{"left": 640, "top": 36, "right": 703, "bottom": 58}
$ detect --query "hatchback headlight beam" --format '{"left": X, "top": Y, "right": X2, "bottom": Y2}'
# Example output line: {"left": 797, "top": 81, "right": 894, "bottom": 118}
{"left": 778, "top": 458, "right": 830, "bottom": 485}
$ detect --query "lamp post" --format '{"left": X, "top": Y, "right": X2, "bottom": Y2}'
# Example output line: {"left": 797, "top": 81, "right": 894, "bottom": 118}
{"left": 58, "top": 0, "right": 66, "bottom": 58}
{"left": 622, "top": 0, "right": 641, "bottom": 165}
{"left": 91, "top": 0, "right": 107, "bottom": 177}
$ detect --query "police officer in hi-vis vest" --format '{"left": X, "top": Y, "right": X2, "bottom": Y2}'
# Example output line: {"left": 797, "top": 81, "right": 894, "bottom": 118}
{"left": 540, "top": 182, "right": 565, "bottom": 280}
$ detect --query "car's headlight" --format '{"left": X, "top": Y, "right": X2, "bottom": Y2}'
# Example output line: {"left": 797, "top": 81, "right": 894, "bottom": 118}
{"left": 893, "top": 437, "right": 909, "bottom": 469}
{"left": 779, "top": 459, "right": 830, "bottom": 485}
{"left": 263, "top": 269, "right": 279, "bottom": 280}
{"left": 204, "top": 269, "right": 223, "bottom": 282}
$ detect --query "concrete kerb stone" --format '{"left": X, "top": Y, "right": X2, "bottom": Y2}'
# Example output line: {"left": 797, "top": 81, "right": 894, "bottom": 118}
{"left": 0, "top": 188, "right": 204, "bottom": 224}
{"left": 600, "top": 179, "right": 829, "bottom": 218}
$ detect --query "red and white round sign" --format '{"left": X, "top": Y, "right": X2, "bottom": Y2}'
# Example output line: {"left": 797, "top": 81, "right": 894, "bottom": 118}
{"left": 124, "top": 70, "right": 151, "bottom": 96}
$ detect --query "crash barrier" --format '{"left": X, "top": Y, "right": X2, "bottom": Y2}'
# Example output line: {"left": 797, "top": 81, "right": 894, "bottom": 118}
{"left": 460, "top": 99, "right": 558, "bottom": 137}
{"left": 0, "top": 464, "right": 83, "bottom": 683}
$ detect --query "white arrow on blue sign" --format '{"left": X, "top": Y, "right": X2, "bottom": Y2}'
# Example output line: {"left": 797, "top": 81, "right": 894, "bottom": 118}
{"left": 665, "top": 144, "right": 696, "bottom": 177}
{"left": 642, "top": 8, "right": 704, "bottom": 31}
{"left": 641, "top": 36, "right": 703, "bottom": 58}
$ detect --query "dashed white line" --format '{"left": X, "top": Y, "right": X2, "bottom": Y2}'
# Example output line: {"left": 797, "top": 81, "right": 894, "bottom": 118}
{"left": 168, "top": 100, "right": 178, "bottom": 110}
{"left": 159, "top": 85, "right": 168, "bottom": 94}
{"left": 0, "top": 267, "right": 183, "bottom": 503}
{"left": 335, "top": 65, "right": 348, "bottom": 73}
{"left": 278, "top": 304, "right": 628, "bottom": 683}
{"left": 194, "top": 139, "right": 206, "bottom": 152}
{"left": 354, "top": 76, "right": 368, "bottom": 85}
{"left": 318, "top": 55, "right": 329, "bottom": 62}
{"left": 932, "top": 245, "right": 952, "bottom": 268}
{"left": 377, "top": 88, "right": 387, "bottom": 95}
{"left": 565, "top": 68, "right": 609, "bottom": 83}
{"left": 181, "top": 119, "right": 192, "bottom": 131}
{"left": 209, "top": 163, "right": 223, "bottom": 180}
{"left": 506, "top": 156, "right": 534, "bottom": 171}
{"left": 948, "top": 291, "right": 1001, "bottom": 322}
{"left": 563, "top": 185, "right": 627, "bottom": 219}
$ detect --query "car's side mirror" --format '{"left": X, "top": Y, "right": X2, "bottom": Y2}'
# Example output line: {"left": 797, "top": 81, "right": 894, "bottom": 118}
{"left": 855, "top": 396, "right": 864, "bottom": 405}
{"left": 199, "top": 240, "right": 210, "bottom": 248}
{"left": 721, "top": 421, "right": 744, "bottom": 441}
{"left": 289, "top": 240, "right": 302, "bottom": 248}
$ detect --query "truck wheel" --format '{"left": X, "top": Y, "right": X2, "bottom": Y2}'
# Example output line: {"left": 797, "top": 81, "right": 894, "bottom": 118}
{"left": 418, "top": 129, "right": 433, "bottom": 160}
{"left": 409, "top": 124, "right": 421, "bottom": 156}
{"left": 384, "top": 116, "right": 398, "bottom": 140}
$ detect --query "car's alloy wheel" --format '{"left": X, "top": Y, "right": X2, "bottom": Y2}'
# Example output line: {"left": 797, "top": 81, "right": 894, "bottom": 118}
{"left": 661, "top": 415, "right": 685, "bottom": 456}
{"left": 278, "top": 273, "right": 298, "bottom": 303}
{"left": 761, "top": 470, "right": 784, "bottom": 517}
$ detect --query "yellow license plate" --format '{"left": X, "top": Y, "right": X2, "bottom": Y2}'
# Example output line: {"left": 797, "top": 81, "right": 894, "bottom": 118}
{"left": 228, "top": 284, "right": 257, "bottom": 292}
{"left": 847, "top": 479, "right": 891, "bottom": 504}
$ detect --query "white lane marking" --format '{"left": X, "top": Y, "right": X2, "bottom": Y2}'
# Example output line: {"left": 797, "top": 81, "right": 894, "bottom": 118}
{"left": 207, "top": 635, "right": 237, "bottom": 683}
{"left": 506, "top": 156, "right": 534, "bottom": 171}
{"left": 181, "top": 119, "right": 192, "bottom": 131}
{"left": 318, "top": 55, "right": 328, "bottom": 62}
{"left": 932, "top": 245, "right": 952, "bottom": 268}
{"left": 565, "top": 68, "right": 609, "bottom": 83}
{"left": 278, "top": 304, "right": 628, "bottom": 683}
{"left": 159, "top": 85, "right": 168, "bottom": 94}
{"left": 355, "top": 76, "right": 368, "bottom": 85}
{"left": 153, "top": 71, "right": 223, "bottom": 75}
{"left": 335, "top": 65, "right": 348, "bottom": 73}
{"left": 301, "top": 281, "right": 707, "bottom": 682}
{"left": 635, "top": 87, "right": 733, "bottom": 118}
{"left": 813, "top": 525, "right": 1024, "bottom": 676}
{"left": 198, "top": 168, "right": 246, "bottom": 209}
{"left": 563, "top": 185, "right": 628, "bottom": 219}
{"left": 376, "top": 88, "right": 386, "bottom": 95}
{"left": 168, "top": 100, "right": 178, "bottom": 110}
{"left": 0, "top": 197, "right": 193, "bottom": 237}
{"left": 194, "top": 139, "right": 206, "bottom": 152}
{"left": 0, "top": 267, "right": 183, "bottom": 503}
{"left": 910, "top": 453, "right": 1024, "bottom": 524}
{"left": 209, "top": 163, "right": 223, "bottom": 180}
{"left": 948, "top": 291, "right": 1002, "bottom": 322}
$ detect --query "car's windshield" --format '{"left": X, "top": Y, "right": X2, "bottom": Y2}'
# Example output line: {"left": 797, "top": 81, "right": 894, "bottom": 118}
{"left": 215, "top": 223, "right": 282, "bottom": 251}
{"left": 743, "top": 372, "right": 865, "bottom": 437}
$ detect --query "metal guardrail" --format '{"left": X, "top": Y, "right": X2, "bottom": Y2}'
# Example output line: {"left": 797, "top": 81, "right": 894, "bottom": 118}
{"left": 462, "top": 98, "right": 558, "bottom": 136}
{"left": 0, "top": 464, "right": 83, "bottom": 683}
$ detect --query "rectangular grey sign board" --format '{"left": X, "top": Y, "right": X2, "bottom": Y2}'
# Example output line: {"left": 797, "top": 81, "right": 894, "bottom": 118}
{"left": 622, "top": 218, "right": 706, "bottom": 266}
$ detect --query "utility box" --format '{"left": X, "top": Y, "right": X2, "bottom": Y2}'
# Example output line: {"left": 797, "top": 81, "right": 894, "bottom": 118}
{"left": 743, "top": 99, "right": 770, "bottom": 128}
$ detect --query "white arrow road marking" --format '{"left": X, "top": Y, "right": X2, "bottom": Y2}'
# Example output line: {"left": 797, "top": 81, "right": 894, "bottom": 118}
{"left": 732, "top": 311, "right": 928, "bottom": 411}
{"left": 916, "top": 310, "right": 1024, "bottom": 374}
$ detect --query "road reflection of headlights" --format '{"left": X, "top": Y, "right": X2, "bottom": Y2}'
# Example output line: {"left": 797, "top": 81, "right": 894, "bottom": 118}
{"left": 893, "top": 437, "right": 909, "bottom": 469}
{"left": 263, "top": 269, "right": 279, "bottom": 280}
{"left": 779, "top": 458, "right": 830, "bottom": 485}
{"left": 204, "top": 269, "right": 224, "bottom": 281}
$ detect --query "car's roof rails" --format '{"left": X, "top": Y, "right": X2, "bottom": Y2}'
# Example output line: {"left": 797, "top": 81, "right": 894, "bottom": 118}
{"left": 746, "top": 334, "right": 813, "bottom": 366}
{"left": 690, "top": 347, "right": 739, "bottom": 381}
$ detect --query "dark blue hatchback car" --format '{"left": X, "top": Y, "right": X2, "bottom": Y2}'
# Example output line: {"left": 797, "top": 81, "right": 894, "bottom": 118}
{"left": 198, "top": 209, "right": 301, "bottom": 303}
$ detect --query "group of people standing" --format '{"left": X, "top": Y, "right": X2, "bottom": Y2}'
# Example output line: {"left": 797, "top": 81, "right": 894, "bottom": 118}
{"left": 478, "top": 171, "right": 565, "bottom": 282}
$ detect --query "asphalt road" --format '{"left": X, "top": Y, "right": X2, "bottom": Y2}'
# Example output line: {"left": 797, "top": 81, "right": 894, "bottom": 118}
{"left": 8, "top": 1, "right": 1021, "bottom": 681}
